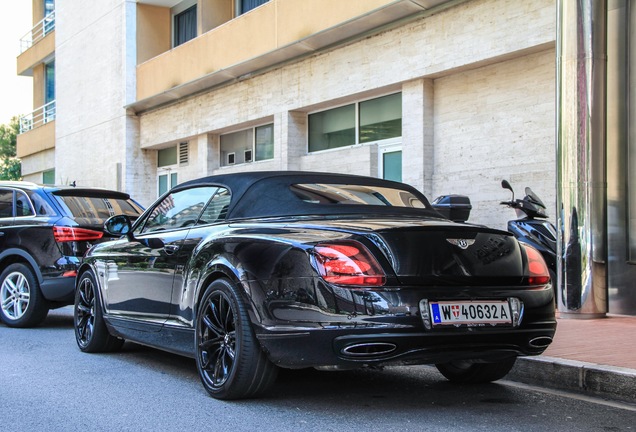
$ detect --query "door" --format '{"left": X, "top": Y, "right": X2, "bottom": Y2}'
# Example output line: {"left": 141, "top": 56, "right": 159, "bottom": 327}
{"left": 379, "top": 144, "right": 402, "bottom": 182}
{"left": 102, "top": 186, "right": 216, "bottom": 325}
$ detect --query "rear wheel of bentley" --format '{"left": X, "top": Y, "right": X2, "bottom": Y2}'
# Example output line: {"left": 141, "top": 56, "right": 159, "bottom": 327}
{"left": 74, "top": 271, "right": 124, "bottom": 353}
{"left": 196, "top": 278, "right": 278, "bottom": 400}
{"left": 435, "top": 357, "right": 517, "bottom": 383}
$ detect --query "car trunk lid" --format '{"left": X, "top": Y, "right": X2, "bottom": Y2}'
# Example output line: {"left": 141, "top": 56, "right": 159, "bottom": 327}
{"left": 374, "top": 224, "right": 523, "bottom": 286}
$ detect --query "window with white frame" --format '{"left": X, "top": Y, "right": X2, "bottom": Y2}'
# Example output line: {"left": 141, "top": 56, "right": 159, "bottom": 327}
{"left": 308, "top": 93, "right": 402, "bottom": 152}
{"left": 158, "top": 147, "right": 179, "bottom": 197}
{"left": 220, "top": 124, "right": 274, "bottom": 166}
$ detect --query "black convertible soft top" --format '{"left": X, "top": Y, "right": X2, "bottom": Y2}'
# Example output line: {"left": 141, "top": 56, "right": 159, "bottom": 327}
{"left": 176, "top": 171, "right": 441, "bottom": 220}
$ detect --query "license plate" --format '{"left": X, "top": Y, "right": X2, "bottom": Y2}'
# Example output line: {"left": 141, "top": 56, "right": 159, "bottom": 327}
{"left": 429, "top": 300, "right": 512, "bottom": 326}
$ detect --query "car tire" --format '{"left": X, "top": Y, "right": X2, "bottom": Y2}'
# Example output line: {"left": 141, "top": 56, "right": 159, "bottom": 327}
{"left": 0, "top": 263, "right": 49, "bottom": 328}
{"left": 195, "top": 278, "right": 278, "bottom": 400}
{"left": 435, "top": 357, "right": 517, "bottom": 383}
{"left": 74, "top": 271, "right": 124, "bottom": 353}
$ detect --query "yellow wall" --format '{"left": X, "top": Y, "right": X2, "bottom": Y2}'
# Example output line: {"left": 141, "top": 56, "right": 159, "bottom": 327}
{"left": 32, "top": 64, "right": 44, "bottom": 108}
{"left": 33, "top": 0, "right": 44, "bottom": 24}
{"left": 16, "top": 121, "right": 55, "bottom": 158}
{"left": 137, "top": 4, "right": 171, "bottom": 65}
{"left": 200, "top": 0, "right": 234, "bottom": 34}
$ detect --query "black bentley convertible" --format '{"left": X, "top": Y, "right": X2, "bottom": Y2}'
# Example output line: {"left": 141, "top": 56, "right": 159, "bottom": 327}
{"left": 73, "top": 171, "right": 556, "bottom": 399}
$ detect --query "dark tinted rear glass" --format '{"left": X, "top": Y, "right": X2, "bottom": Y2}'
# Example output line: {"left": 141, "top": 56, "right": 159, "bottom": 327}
{"left": 290, "top": 184, "right": 428, "bottom": 208}
{"left": 56, "top": 195, "right": 142, "bottom": 219}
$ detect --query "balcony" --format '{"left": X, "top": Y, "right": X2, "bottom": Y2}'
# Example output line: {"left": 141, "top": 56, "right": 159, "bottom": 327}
{"left": 130, "top": 0, "right": 453, "bottom": 113}
{"left": 16, "top": 102, "right": 56, "bottom": 159}
{"left": 17, "top": 11, "right": 55, "bottom": 76}
{"left": 19, "top": 101, "right": 56, "bottom": 134}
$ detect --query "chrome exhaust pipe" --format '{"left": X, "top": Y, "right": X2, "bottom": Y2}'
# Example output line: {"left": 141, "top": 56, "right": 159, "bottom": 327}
{"left": 341, "top": 342, "right": 397, "bottom": 357}
{"left": 528, "top": 336, "right": 553, "bottom": 349}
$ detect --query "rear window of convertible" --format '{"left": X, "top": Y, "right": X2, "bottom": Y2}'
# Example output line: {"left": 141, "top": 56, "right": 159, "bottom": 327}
{"left": 290, "top": 183, "right": 428, "bottom": 208}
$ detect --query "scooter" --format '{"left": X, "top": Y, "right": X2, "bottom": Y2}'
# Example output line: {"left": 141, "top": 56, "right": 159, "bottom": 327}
{"left": 500, "top": 179, "right": 557, "bottom": 282}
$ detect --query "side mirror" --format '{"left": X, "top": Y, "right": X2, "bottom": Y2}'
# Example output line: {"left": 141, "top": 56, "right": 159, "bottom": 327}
{"left": 501, "top": 179, "right": 514, "bottom": 200}
{"left": 103, "top": 214, "right": 132, "bottom": 237}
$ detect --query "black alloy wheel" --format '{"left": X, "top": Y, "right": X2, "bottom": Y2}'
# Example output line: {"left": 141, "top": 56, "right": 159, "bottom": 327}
{"left": 0, "top": 263, "right": 49, "bottom": 328}
{"left": 196, "top": 278, "right": 278, "bottom": 400}
{"left": 435, "top": 357, "right": 517, "bottom": 383}
{"left": 74, "top": 271, "right": 123, "bottom": 353}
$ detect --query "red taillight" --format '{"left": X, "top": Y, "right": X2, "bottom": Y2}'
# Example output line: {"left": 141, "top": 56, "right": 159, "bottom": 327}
{"left": 522, "top": 244, "right": 550, "bottom": 285}
{"left": 313, "top": 241, "right": 386, "bottom": 287}
{"left": 53, "top": 226, "right": 103, "bottom": 242}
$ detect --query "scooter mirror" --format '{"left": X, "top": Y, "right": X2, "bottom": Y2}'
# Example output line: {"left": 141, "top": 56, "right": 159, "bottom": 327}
{"left": 501, "top": 179, "right": 514, "bottom": 200}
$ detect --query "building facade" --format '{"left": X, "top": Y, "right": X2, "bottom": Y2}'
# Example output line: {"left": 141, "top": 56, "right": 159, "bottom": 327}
{"left": 15, "top": 0, "right": 636, "bottom": 316}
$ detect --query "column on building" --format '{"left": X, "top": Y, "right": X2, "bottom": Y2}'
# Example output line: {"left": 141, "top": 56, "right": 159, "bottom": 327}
{"left": 401, "top": 79, "right": 434, "bottom": 197}
{"left": 277, "top": 111, "right": 306, "bottom": 171}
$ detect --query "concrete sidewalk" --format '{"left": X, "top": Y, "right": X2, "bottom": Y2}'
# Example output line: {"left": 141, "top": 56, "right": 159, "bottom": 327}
{"left": 507, "top": 314, "right": 636, "bottom": 405}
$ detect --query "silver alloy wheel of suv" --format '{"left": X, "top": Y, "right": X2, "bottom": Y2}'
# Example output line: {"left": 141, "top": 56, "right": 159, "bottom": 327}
{"left": 0, "top": 263, "right": 47, "bottom": 327}
{"left": 1, "top": 270, "right": 30, "bottom": 320}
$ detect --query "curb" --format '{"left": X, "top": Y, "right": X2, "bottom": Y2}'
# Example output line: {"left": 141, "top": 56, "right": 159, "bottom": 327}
{"left": 507, "top": 356, "right": 636, "bottom": 405}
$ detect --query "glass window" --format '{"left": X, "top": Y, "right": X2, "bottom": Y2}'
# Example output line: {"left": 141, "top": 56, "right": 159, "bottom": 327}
{"left": 255, "top": 124, "right": 274, "bottom": 161}
{"left": 142, "top": 186, "right": 216, "bottom": 233}
{"left": 220, "top": 124, "right": 274, "bottom": 166}
{"left": 0, "top": 190, "right": 13, "bottom": 218}
{"left": 359, "top": 93, "right": 402, "bottom": 143}
{"left": 55, "top": 195, "right": 142, "bottom": 219}
{"left": 239, "top": 0, "right": 269, "bottom": 15}
{"left": 158, "top": 147, "right": 178, "bottom": 167}
{"left": 174, "top": 5, "right": 197, "bottom": 47}
{"left": 15, "top": 192, "right": 34, "bottom": 217}
{"left": 42, "top": 169, "right": 55, "bottom": 185}
{"left": 28, "top": 192, "right": 56, "bottom": 216}
{"left": 198, "top": 188, "right": 231, "bottom": 224}
{"left": 382, "top": 150, "right": 402, "bottom": 182}
{"left": 45, "top": 62, "right": 55, "bottom": 104}
{"left": 158, "top": 172, "right": 178, "bottom": 197}
{"left": 308, "top": 104, "right": 355, "bottom": 152}
{"left": 290, "top": 184, "right": 427, "bottom": 208}
{"left": 308, "top": 93, "right": 402, "bottom": 153}
{"left": 44, "top": 0, "right": 55, "bottom": 34}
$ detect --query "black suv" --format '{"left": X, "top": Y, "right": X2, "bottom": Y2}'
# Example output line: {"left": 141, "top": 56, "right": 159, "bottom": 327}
{"left": 0, "top": 182, "right": 143, "bottom": 327}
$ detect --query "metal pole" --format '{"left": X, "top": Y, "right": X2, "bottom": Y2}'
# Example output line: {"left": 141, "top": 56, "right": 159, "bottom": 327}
{"left": 556, "top": 0, "right": 608, "bottom": 317}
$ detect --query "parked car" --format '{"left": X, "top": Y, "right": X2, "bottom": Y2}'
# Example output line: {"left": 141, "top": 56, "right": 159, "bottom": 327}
{"left": 73, "top": 171, "right": 556, "bottom": 400}
{"left": 0, "top": 181, "right": 144, "bottom": 328}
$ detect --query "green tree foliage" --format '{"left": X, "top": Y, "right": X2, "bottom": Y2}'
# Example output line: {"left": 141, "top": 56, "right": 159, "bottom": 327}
{"left": 0, "top": 117, "right": 22, "bottom": 181}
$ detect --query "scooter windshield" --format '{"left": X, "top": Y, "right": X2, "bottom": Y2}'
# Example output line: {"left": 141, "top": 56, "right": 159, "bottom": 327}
{"left": 524, "top": 187, "right": 546, "bottom": 209}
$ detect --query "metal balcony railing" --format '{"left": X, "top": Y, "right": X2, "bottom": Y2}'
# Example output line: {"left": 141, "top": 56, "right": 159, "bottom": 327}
{"left": 20, "top": 11, "right": 55, "bottom": 53}
{"left": 19, "top": 101, "right": 56, "bottom": 134}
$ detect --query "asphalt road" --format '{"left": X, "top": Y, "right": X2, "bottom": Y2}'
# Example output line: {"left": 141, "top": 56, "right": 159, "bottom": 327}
{"left": 1, "top": 307, "right": 634, "bottom": 432}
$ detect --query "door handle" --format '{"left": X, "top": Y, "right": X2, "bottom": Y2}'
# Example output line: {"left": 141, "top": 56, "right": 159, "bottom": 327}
{"left": 163, "top": 244, "right": 180, "bottom": 255}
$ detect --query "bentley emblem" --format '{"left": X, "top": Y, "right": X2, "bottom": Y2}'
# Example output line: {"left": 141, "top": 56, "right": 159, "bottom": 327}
{"left": 446, "top": 238, "right": 475, "bottom": 249}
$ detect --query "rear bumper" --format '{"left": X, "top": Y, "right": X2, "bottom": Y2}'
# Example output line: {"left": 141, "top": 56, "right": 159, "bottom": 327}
{"left": 40, "top": 274, "right": 75, "bottom": 303}
{"left": 256, "top": 319, "right": 557, "bottom": 369}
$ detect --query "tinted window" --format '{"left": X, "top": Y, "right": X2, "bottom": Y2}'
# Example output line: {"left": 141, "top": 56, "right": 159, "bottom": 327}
{"left": 198, "top": 188, "right": 231, "bottom": 225}
{"left": 15, "top": 191, "right": 34, "bottom": 217}
{"left": 142, "top": 186, "right": 216, "bottom": 233}
{"left": 290, "top": 184, "right": 427, "bottom": 208}
{"left": 0, "top": 190, "right": 13, "bottom": 218}
{"left": 28, "top": 192, "right": 56, "bottom": 216}
{"left": 56, "top": 196, "right": 142, "bottom": 219}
